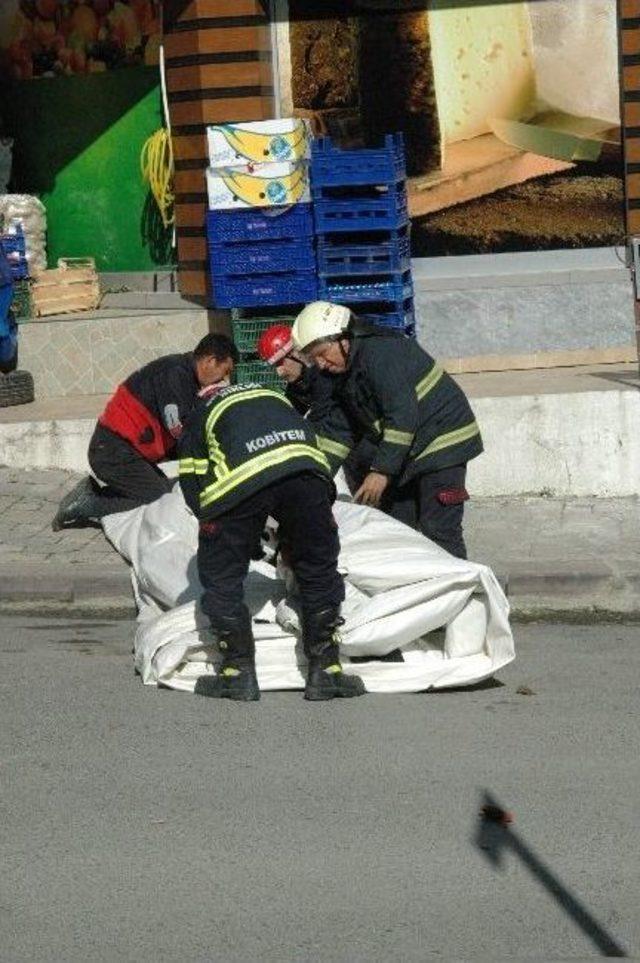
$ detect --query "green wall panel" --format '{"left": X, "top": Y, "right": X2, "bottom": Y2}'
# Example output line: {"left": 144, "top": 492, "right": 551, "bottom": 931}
{"left": 3, "top": 66, "right": 174, "bottom": 272}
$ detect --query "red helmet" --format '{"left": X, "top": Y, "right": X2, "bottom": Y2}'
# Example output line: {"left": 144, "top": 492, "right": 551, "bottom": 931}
{"left": 257, "top": 324, "right": 294, "bottom": 366}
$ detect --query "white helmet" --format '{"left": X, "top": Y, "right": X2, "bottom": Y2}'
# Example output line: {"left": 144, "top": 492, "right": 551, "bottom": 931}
{"left": 292, "top": 301, "right": 351, "bottom": 352}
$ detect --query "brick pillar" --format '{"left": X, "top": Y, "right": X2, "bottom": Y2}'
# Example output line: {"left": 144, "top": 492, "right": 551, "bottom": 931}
{"left": 619, "top": 0, "right": 640, "bottom": 366}
{"left": 163, "top": 0, "right": 274, "bottom": 302}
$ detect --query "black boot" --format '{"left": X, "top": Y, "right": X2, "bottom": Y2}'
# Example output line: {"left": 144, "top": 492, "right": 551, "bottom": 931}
{"left": 51, "top": 476, "right": 104, "bottom": 531}
{"left": 302, "top": 607, "right": 365, "bottom": 701}
{"left": 200, "top": 610, "right": 260, "bottom": 702}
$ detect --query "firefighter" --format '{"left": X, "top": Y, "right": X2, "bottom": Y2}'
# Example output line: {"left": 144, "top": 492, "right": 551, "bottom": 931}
{"left": 257, "top": 322, "right": 376, "bottom": 494}
{"left": 52, "top": 333, "right": 238, "bottom": 530}
{"left": 177, "top": 380, "right": 365, "bottom": 702}
{"left": 292, "top": 302, "right": 483, "bottom": 559}
{"left": 256, "top": 322, "right": 335, "bottom": 418}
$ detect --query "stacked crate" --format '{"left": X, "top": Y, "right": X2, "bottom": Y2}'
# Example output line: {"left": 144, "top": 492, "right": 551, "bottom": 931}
{"left": 207, "top": 203, "right": 318, "bottom": 312}
{"left": 207, "top": 205, "right": 317, "bottom": 388}
{"left": 312, "top": 134, "right": 414, "bottom": 333}
{"left": 0, "top": 227, "right": 28, "bottom": 281}
{"left": 0, "top": 228, "right": 31, "bottom": 322}
{"left": 206, "top": 119, "right": 318, "bottom": 313}
{"left": 205, "top": 118, "right": 319, "bottom": 386}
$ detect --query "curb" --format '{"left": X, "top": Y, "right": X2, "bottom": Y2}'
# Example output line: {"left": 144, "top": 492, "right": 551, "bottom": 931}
{"left": 0, "top": 566, "right": 137, "bottom": 619}
{"left": 0, "top": 565, "right": 639, "bottom": 622}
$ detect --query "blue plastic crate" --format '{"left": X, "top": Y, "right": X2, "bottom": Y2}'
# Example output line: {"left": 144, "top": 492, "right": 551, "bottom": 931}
{"left": 318, "top": 270, "right": 413, "bottom": 304}
{"left": 311, "top": 134, "right": 406, "bottom": 188}
{"left": 209, "top": 238, "right": 316, "bottom": 276}
{"left": 206, "top": 204, "right": 314, "bottom": 245}
{"left": 356, "top": 301, "right": 416, "bottom": 332}
{"left": 0, "top": 232, "right": 26, "bottom": 255}
{"left": 314, "top": 190, "right": 408, "bottom": 234}
{"left": 0, "top": 232, "right": 28, "bottom": 280}
{"left": 211, "top": 270, "right": 318, "bottom": 309}
{"left": 317, "top": 231, "right": 410, "bottom": 277}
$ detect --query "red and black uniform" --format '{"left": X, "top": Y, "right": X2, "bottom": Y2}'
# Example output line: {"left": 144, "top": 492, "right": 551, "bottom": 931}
{"left": 88, "top": 353, "right": 201, "bottom": 514}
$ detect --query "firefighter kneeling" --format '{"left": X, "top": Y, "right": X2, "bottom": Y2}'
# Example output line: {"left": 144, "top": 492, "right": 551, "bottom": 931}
{"left": 178, "top": 382, "right": 365, "bottom": 702}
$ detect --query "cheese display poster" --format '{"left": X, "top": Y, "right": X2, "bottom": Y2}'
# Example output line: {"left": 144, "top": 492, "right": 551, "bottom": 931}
{"left": 0, "top": 1, "right": 161, "bottom": 80}
{"left": 285, "top": 0, "right": 624, "bottom": 255}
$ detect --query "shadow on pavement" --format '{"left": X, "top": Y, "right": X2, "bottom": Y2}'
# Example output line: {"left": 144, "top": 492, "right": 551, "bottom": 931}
{"left": 475, "top": 790, "right": 628, "bottom": 958}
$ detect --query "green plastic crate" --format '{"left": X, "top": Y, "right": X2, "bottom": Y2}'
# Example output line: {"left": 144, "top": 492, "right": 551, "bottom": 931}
{"left": 11, "top": 279, "right": 31, "bottom": 322}
{"left": 231, "top": 314, "right": 296, "bottom": 355}
{"left": 234, "top": 358, "right": 284, "bottom": 391}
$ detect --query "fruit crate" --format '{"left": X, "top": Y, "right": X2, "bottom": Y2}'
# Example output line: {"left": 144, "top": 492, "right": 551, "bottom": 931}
{"left": 314, "top": 189, "right": 408, "bottom": 234}
{"left": 318, "top": 270, "right": 413, "bottom": 304}
{"left": 31, "top": 258, "right": 100, "bottom": 317}
{"left": 206, "top": 203, "right": 314, "bottom": 245}
{"left": 231, "top": 314, "right": 296, "bottom": 354}
{"left": 211, "top": 271, "right": 318, "bottom": 309}
{"left": 209, "top": 238, "right": 316, "bottom": 277}
{"left": 10, "top": 279, "right": 31, "bottom": 322}
{"left": 317, "top": 230, "right": 410, "bottom": 277}
{"left": 0, "top": 231, "right": 28, "bottom": 280}
{"left": 311, "top": 133, "right": 406, "bottom": 188}
{"left": 234, "top": 358, "right": 284, "bottom": 390}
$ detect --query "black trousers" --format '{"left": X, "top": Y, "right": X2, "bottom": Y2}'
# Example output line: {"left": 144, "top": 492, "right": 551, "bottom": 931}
{"left": 385, "top": 465, "right": 469, "bottom": 559}
{"left": 87, "top": 423, "right": 173, "bottom": 516}
{"left": 344, "top": 450, "right": 469, "bottom": 559}
{"left": 198, "top": 473, "right": 345, "bottom": 634}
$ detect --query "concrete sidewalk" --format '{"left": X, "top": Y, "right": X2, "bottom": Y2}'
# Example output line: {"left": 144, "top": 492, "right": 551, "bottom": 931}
{"left": 0, "top": 466, "right": 637, "bottom": 619}
{"left": 1, "top": 363, "right": 638, "bottom": 497}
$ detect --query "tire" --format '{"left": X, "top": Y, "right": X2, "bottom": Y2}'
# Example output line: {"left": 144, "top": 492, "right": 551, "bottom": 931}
{"left": 0, "top": 369, "right": 35, "bottom": 407}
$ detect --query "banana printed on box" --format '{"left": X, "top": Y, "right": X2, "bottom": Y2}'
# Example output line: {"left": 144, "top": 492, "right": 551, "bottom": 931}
{"left": 206, "top": 161, "right": 311, "bottom": 211}
{"left": 207, "top": 119, "right": 312, "bottom": 169}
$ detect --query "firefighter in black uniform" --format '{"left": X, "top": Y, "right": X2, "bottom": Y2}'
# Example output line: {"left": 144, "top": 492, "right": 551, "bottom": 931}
{"left": 257, "top": 322, "right": 376, "bottom": 494}
{"left": 292, "top": 302, "right": 483, "bottom": 559}
{"left": 52, "top": 334, "right": 238, "bottom": 530}
{"left": 256, "top": 322, "right": 335, "bottom": 417}
{"left": 177, "top": 381, "right": 365, "bottom": 703}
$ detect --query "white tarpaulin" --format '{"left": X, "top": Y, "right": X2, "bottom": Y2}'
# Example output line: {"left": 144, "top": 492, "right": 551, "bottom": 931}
{"left": 103, "top": 486, "right": 515, "bottom": 694}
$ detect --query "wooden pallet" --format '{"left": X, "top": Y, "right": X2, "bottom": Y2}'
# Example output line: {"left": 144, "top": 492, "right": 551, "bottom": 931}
{"left": 31, "top": 258, "right": 101, "bottom": 318}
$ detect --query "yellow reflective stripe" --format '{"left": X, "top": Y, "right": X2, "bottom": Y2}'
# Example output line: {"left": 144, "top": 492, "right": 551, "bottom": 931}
{"left": 200, "top": 444, "right": 330, "bottom": 508}
{"left": 208, "top": 433, "right": 230, "bottom": 478}
{"left": 179, "top": 457, "right": 211, "bottom": 475}
{"left": 205, "top": 387, "right": 291, "bottom": 439}
{"left": 383, "top": 428, "right": 413, "bottom": 446}
{"left": 372, "top": 418, "right": 381, "bottom": 433}
{"left": 415, "top": 364, "right": 443, "bottom": 401}
{"left": 317, "top": 435, "right": 351, "bottom": 460}
{"left": 204, "top": 388, "right": 291, "bottom": 479}
{"left": 416, "top": 420, "right": 480, "bottom": 461}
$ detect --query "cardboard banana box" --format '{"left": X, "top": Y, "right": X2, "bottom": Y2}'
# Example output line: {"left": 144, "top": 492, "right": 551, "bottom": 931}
{"left": 206, "top": 119, "right": 312, "bottom": 169}
{"left": 206, "top": 161, "right": 311, "bottom": 211}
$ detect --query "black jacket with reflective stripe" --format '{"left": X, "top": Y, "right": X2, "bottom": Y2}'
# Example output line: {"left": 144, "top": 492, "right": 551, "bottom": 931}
{"left": 285, "top": 364, "right": 337, "bottom": 420}
{"left": 177, "top": 383, "right": 332, "bottom": 519}
{"left": 314, "top": 324, "right": 483, "bottom": 484}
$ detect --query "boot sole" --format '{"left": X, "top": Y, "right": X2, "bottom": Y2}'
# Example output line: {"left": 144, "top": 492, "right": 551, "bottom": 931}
{"left": 304, "top": 686, "right": 365, "bottom": 701}
{"left": 194, "top": 677, "right": 260, "bottom": 700}
{"left": 205, "top": 688, "right": 260, "bottom": 702}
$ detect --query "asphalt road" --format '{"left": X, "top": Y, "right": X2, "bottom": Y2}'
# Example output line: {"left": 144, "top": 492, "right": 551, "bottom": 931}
{"left": 1, "top": 618, "right": 638, "bottom": 962}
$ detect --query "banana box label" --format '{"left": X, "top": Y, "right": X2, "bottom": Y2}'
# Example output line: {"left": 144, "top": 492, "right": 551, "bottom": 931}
{"left": 206, "top": 162, "right": 311, "bottom": 210}
{"left": 207, "top": 119, "right": 312, "bottom": 169}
